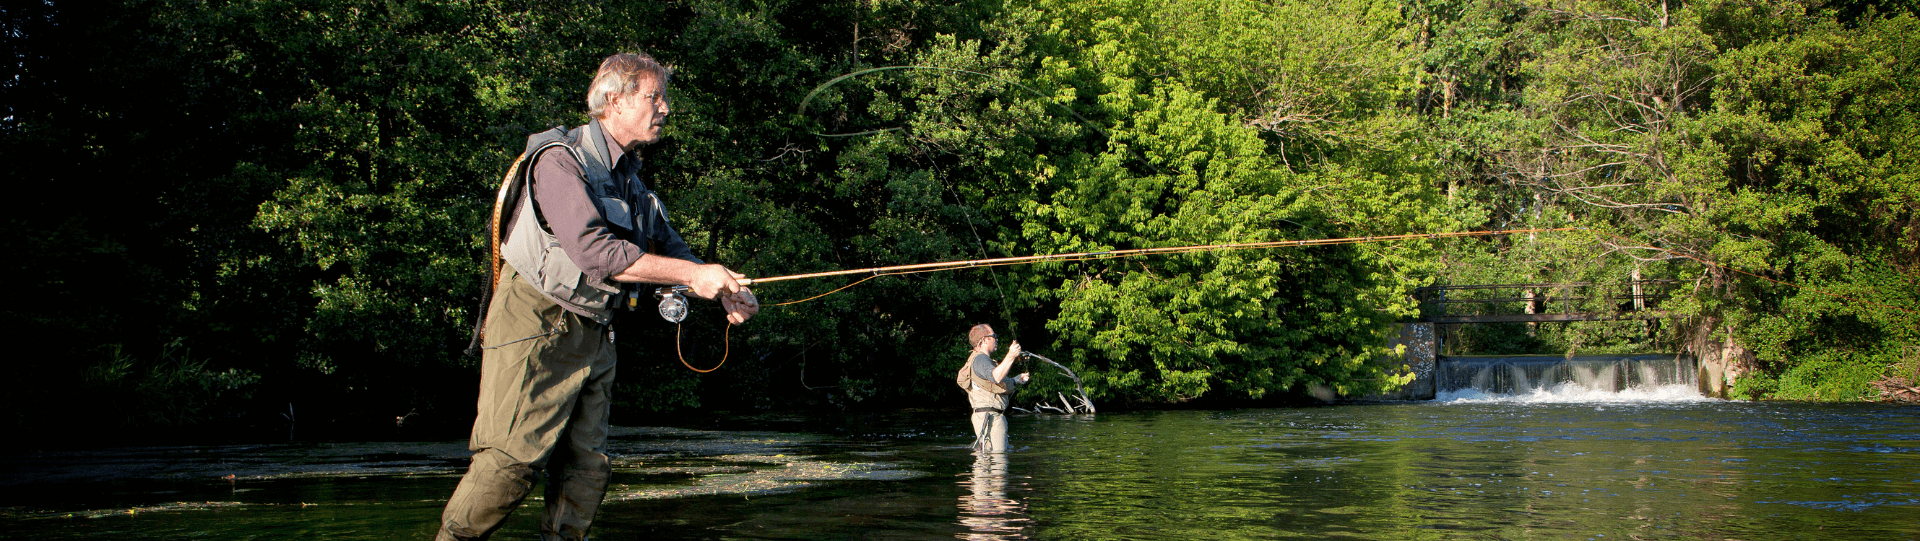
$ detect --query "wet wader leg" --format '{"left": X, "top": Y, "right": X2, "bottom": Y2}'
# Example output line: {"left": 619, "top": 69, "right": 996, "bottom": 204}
{"left": 439, "top": 269, "right": 603, "bottom": 541}
{"left": 988, "top": 413, "right": 1009, "bottom": 452}
{"left": 968, "top": 411, "right": 988, "bottom": 451}
{"left": 439, "top": 450, "right": 539, "bottom": 541}
{"left": 541, "top": 326, "right": 616, "bottom": 541}
{"left": 969, "top": 411, "right": 1009, "bottom": 453}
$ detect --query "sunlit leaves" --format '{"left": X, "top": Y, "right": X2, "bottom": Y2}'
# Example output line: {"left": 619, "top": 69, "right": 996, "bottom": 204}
{"left": 1015, "top": 0, "right": 1436, "bottom": 402}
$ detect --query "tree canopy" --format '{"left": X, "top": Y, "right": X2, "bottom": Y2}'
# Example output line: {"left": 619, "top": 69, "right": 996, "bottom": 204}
{"left": 5, "top": 0, "right": 1915, "bottom": 442}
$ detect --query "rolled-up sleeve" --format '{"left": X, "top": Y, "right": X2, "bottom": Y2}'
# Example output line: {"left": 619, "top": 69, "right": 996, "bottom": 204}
{"left": 529, "top": 147, "right": 642, "bottom": 284}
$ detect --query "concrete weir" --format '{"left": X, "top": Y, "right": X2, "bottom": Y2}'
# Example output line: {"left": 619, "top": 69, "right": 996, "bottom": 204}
{"left": 1360, "top": 323, "right": 1701, "bottom": 400}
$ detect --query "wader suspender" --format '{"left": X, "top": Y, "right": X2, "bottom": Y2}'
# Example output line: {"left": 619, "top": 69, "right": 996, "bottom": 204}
{"left": 972, "top": 410, "right": 1000, "bottom": 451}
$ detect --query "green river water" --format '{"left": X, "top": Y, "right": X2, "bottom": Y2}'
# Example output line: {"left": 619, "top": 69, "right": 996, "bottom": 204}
{"left": 2, "top": 389, "right": 1915, "bottom": 540}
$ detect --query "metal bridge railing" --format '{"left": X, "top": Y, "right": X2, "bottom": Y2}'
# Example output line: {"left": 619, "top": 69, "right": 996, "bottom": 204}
{"left": 1413, "top": 280, "right": 1678, "bottom": 324}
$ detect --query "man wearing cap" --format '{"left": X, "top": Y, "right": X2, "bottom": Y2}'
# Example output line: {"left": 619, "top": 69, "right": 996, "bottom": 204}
{"left": 962, "top": 324, "right": 1029, "bottom": 453}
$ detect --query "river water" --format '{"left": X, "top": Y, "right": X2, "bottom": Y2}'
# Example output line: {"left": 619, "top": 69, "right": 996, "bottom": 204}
{"left": 3, "top": 386, "right": 1915, "bottom": 540}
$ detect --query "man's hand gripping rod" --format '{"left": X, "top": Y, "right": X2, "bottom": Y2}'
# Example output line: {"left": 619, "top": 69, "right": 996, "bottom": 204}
{"left": 643, "top": 282, "right": 756, "bottom": 324}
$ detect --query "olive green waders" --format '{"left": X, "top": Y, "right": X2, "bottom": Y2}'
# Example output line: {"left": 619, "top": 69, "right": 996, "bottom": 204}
{"left": 439, "top": 266, "right": 617, "bottom": 541}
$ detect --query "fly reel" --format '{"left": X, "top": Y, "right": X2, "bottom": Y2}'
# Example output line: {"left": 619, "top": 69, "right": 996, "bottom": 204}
{"left": 654, "top": 285, "right": 690, "bottom": 323}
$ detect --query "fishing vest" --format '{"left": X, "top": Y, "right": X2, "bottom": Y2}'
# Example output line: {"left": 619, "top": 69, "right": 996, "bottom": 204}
{"left": 499, "top": 120, "right": 654, "bottom": 325}
{"left": 957, "top": 353, "right": 1007, "bottom": 394}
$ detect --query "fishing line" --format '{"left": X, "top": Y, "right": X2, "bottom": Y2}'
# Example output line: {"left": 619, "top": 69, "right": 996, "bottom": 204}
{"left": 802, "top": 64, "right": 1059, "bottom": 348}
{"left": 661, "top": 228, "right": 1576, "bottom": 372}
{"left": 647, "top": 226, "right": 1917, "bottom": 374}
{"left": 676, "top": 323, "right": 731, "bottom": 373}
{"left": 664, "top": 275, "right": 878, "bottom": 373}
{"left": 767, "top": 275, "right": 879, "bottom": 307}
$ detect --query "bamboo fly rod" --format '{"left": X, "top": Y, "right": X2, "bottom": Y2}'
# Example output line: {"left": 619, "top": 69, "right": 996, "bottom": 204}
{"left": 738, "top": 227, "right": 1579, "bottom": 287}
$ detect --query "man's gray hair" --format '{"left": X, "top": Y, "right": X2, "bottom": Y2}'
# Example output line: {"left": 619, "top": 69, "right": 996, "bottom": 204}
{"left": 586, "top": 52, "right": 672, "bottom": 119}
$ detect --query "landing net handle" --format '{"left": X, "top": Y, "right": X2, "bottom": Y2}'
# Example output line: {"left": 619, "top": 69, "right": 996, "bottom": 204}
{"left": 465, "top": 152, "right": 532, "bottom": 354}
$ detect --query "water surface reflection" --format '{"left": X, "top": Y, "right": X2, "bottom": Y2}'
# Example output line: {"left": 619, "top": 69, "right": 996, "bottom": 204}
{"left": 2, "top": 402, "right": 1914, "bottom": 540}
{"left": 957, "top": 452, "right": 1029, "bottom": 539}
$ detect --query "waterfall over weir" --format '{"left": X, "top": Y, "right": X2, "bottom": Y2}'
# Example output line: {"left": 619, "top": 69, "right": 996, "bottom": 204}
{"left": 1435, "top": 354, "right": 1706, "bottom": 403}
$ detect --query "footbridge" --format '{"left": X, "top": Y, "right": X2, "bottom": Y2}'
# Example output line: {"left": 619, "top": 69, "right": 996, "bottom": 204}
{"left": 1370, "top": 280, "right": 1686, "bottom": 401}
{"left": 1413, "top": 280, "right": 1677, "bottom": 324}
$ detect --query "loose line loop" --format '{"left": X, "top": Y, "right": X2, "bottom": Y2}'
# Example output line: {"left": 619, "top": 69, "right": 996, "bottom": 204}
{"left": 676, "top": 323, "right": 731, "bottom": 373}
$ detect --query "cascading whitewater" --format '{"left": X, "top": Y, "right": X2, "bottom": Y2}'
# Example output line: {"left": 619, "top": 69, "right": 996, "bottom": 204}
{"left": 1437, "top": 355, "right": 1699, "bottom": 399}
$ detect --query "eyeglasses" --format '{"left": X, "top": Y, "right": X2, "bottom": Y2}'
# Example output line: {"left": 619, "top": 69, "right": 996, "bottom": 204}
{"left": 638, "top": 91, "right": 670, "bottom": 107}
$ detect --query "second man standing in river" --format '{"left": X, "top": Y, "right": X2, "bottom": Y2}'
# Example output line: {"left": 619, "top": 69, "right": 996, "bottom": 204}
{"left": 961, "top": 324, "right": 1028, "bottom": 453}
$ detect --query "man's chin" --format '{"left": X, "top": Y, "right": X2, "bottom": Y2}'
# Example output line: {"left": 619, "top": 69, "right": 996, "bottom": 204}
{"left": 626, "top": 134, "right": 664, "bottom": 150}
{"left": 640, "top": 128, "right": 666, "bottom": 145}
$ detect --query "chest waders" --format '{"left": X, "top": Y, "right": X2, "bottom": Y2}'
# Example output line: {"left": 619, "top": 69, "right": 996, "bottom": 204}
{"left": 443, "top": 119, "right": 691, "bottom": 541}
{"left": 972, "top": 407, "right": 1003, "bottom": 451}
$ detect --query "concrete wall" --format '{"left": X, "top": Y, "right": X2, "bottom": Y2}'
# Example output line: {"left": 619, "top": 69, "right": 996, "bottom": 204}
{"left": 1355, "top": 323, "right": 1437, "bottom": 401}
{"left": 1682, "top": 318, "right": 1751, "bottom": 399}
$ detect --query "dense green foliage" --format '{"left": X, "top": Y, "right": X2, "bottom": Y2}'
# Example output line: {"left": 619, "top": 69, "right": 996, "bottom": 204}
{"left": 5, "top": 0, "right": 1915, "bottom": 442}
{"left": 1424, "top": 0, "right": 1920, "bottom": 401}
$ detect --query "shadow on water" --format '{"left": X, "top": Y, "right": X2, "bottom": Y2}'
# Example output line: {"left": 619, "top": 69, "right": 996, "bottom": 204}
{"left": 3, "top": 402, "right": 1916, "bottom": 540}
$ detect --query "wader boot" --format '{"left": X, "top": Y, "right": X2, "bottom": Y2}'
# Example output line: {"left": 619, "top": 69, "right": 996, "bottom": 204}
{"left": 541, "top": 447, "right": 611, "bottom": 540}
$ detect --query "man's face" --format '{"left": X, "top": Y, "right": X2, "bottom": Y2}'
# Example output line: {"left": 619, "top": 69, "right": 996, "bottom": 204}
{"left": 606, "top": 75, "right": 670, "bottom": 149}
